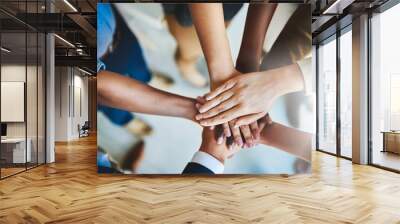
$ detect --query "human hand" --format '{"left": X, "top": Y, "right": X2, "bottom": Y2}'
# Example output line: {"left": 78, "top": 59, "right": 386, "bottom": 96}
{"left": 198, "top": 128, "right": 241, "bottom": 164}
{"left": 196, "top": 96, "right": 260, "bottom": 148}
{"left": 196, "top": 64, "right": 304, "bottom": 127}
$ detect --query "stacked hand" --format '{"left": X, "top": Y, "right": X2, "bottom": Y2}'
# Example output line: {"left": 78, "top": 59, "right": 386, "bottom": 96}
{"left": 193, "top": 64, "right": 304, "bottom": 149}
{"left": 195, "top": 95, "right": 259, "bottom": 148}
{"left": 195, "top": 90, "right": 274, "bottom": 150}
{"left": 196, "top": 64, "right": 304, "bottom": 128}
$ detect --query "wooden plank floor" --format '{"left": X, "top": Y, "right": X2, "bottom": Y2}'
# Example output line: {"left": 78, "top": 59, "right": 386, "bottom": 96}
{"left": 1, "top": 135, "right": 400, "bottom": 224}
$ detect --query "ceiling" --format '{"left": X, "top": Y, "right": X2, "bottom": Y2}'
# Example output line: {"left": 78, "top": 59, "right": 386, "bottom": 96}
{"left": 0, "top": 0, "right": 97, "bottom": 73}
{"left": 1, "top": 0, "right": 395, "bottom": 72}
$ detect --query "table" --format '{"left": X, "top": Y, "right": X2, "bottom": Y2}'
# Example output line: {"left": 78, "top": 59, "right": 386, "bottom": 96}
{"left": 381, "top": 131, "right": 400, "bottom": 154}
{"left": 1, "top": 138, "right": 32, "bottom": 163}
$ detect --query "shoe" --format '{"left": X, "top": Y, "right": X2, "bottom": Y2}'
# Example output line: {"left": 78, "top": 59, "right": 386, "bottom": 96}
{"left": 108, "top": 140, "right": 145, "bottom": 174}
{"left": 148, "top": 71, "right": 174, "bottom": 91}
{"left": 175, "top": 51, "right": 208, "bottom": 88}
{"left": 125, "top": 117, "right": 153, "bottom": 137}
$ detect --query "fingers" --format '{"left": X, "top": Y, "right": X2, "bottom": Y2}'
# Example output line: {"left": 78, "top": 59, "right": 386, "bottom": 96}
{"left": 213, "top": 123, "right": 231, "bottom": 145}
{"left": 196, "top": 96, "right": 207, "bottom": 105}
{"left": 234, "top": 112, "right": 265, "bottom": 127}
{"left": 198, "top": 91, "right": 234, "bottom": 113}
{"left": 205, "top": 80, "right": 236, "bottom": 100}
{"left": 214, "top": 125, "right": 225, "bottom": 145}
{"left": 240, "top": 125, "right": 253, "bottom": 148}
{"left": 229, "top": 121, "right": 243, "bottom": 147}
{"left": 196, "top": 99, "right": 237, "bottom": 120}
{"left": 199, "top": 105, "right": 244, "bottom": 126}
{"left": 249, "top": 122, "right": 260, "bottom": 141}
{"left": 265, "top": 113, "right": 273, "bottom": 125}
{"left": 222, "top": 123, "right": 231, "bottom": 138}
{"left": 257, "top": 113, "right": 272, "bottom": 131}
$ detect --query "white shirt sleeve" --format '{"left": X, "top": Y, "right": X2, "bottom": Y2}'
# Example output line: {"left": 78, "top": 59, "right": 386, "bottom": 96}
{"left": 297, "top": 57, "right": 313, "bottom": 96}
{"left": 191, "top": 151, "right": 224, "bottom": 174}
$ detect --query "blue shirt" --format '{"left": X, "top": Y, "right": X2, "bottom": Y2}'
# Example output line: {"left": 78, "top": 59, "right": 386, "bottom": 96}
{"left": 97, "top": 3, "right": 116, "bottom": 72}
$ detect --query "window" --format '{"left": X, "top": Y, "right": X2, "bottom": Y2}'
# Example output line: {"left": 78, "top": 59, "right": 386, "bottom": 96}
{"left": 370, "top": 2, "right": 400, "bottom": 171}
{"left": 339, "top": 28, "right": 352, "bottom": 158}
{"left": 318, "top": 36, "right": 337, "bottom": 154}
{"left": 0, "top": 1, "right": 47, "bottom": 179}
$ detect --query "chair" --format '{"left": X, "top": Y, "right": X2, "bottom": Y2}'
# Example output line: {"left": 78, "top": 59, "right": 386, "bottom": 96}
{"left": 78, "top": 121, "right": 90, "bottom": 138}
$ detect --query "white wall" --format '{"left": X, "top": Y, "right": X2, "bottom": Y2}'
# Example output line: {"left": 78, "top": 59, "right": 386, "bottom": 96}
{"left": 1, "top": 65, "right": 41, "bottom": 138}
{"left": 1, "top": 64, "right": 46, "bottom": 163}
{"left": 54, "top": 67, "right": 89, "bottom": 141}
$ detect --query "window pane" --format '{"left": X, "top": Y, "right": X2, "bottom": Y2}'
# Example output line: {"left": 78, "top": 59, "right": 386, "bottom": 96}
{"left": 1, "top": 30, "right": 28, "bottom": 177}
{"left": 371, "top": 3, "right": 400, "bottom": 171}
{"left": 340, "top": 29, "right": 352, "bottom": 158}
{"left": 318, "top": 37, "right": 337, "bottom": 154}
{"left": 38, "top": 33, "right": 46, "bottom": 165}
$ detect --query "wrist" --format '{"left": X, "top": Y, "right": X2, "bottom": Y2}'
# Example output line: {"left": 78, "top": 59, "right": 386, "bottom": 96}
{"left": 208, "top": 62, "right": 236, "bottom": 88}
{"left": 270, "top": 64, "right": 304, "bottom": 96}
{"left": 180, "top": 98, "right": 198, "bottom": 121}
{"left": 265, "top": 67, "right": 296, "bottom": 98}
{"left": 259, "top": 121, "right": 275, "bottom": 145}
{"left": 236, "top": 52, "right": 261, "bottom": 73}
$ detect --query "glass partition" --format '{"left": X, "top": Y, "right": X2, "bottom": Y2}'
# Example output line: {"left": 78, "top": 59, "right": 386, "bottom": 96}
{"left": 339, "top": 28, "right": 352, "bottom": 158}
{"left": 0, "top": 1, "right": 46, "bottom": 179}
{"left": 27, "top": 31, "right": 38, "bottom": 169}
{"left": 38, "top": 32, "right": 45, "bottom": 165}
{"left": 317, "top": 36, "right": 337, "bottom": 154}
{"left": 1, "top": 30, "right": 28, "bottom": 177}
{"left": 370, "top": 3, "right": 400, "bottom": 171}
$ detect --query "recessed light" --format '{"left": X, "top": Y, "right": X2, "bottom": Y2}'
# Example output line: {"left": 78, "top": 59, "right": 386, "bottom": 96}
{"left": 1, "top": 47, "right": 11, "bottom": 53}
{"left": 63, "top": 0, "right": 78, "bottom": 12}
{"left": 78, "top": 67, "right": 93, "bottom": 76}
{"left": 54, "top": 34, "right": 75, "bottom": 48}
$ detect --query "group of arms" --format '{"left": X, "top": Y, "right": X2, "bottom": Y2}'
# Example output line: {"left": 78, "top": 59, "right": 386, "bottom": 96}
{"left": 97, "top": 3, "right": 312, "bottom": 166}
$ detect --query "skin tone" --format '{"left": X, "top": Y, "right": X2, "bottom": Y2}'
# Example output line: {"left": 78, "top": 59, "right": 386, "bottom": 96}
{"left": 189, "top": 3, "right": 235, "bottom": 83}
{"left": 258, "top": 115, "right": 311, "bottom": 162}
{"left": 196, "top": 63, "right": 305, "bottom": 127}
{"left": 98, "top": 70, "right": 197, "bottom": 121}
{"left": 195, "top": 3, "right": 307, "bottom": 128}
{"left": 198, "top": 128, "right": 240, "bottom": 164}
{"left": 236, "top": 3, "right": 277, "bottom": 72}
{"left": 197, "top": 115, "right": 311, "bottom": 167}
{"left": 230, "top": 3, "right": 277, "bottom": 147}
{"left": 189, "top": 3, "right": 256, "bottom": 147}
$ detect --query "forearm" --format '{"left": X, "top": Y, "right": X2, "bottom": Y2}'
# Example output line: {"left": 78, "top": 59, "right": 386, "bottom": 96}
{"left": 189, "top": 3, "right": 235, "bottom": 85}
{"left": 260, "top": 122, "right": 311, "bottom": 162}
{"left": 98, "top": 71, "right": 197, "bottom": 120}
{"left": 263, "top": 63, "right": 305, "bottom": 98}
{"left": 236, "top": 3, "right": 277, "bottom": 73}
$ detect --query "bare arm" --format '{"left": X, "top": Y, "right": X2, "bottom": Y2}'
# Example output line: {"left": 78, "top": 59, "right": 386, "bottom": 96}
{"left": 190, "top": 3, "right": 241, "bottom": 144}
{"left": 232, "top": 3, "right": 277, "bottom": 143}
{"left": 98, "top": 70, "right": 197, "bottom": 120}
{"left": 236, "top": 3, "right": 277, "bottom": 73}
{"left": 259, "top": 120, "right": 311, "bottom": 162}
{"left": 189, "top": 3, "right": 236, "bottom": 85}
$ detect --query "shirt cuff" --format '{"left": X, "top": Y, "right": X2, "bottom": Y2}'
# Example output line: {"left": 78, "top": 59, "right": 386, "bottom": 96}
{"left": 191, "top": 151, "right": 224, "bottom": 174}
{"left": 297, "top": 58, "right": 313, "bottom": 96}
